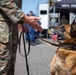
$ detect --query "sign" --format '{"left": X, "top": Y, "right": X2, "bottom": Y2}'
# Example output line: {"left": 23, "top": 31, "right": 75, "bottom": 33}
{"left": 61, "top": 4, "right": 76, "bottom": 8}
{"left": 61, "top": 4, "right": 70, "bottom": 7}
{"left": 71, "top": 4, "right": 76, "bottom": 8}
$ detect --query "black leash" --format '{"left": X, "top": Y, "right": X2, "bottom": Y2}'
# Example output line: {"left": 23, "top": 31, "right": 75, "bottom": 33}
{"left": 18, "top": 25, "right": 30, "bottom": 75}
{"left": 19, "top": 30, "right": 30, "bottom": 57}
{"left": 28, "top": 32, "right": 59, "bottom": 47}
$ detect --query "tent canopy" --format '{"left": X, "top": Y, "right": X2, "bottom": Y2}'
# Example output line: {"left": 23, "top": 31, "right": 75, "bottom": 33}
{"left": 50, "top": 0, "right": 76, "bottom": 12}
{"left": 56, "top": 0, "right": 76, "bottom": 4}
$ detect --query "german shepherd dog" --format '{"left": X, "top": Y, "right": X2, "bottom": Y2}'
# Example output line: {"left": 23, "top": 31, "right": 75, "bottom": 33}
{"left": 50, "top": 19, "right": 76, "bottom": 75}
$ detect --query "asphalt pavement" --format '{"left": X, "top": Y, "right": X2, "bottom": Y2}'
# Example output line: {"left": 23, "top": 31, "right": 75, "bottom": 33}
{"left": 15, "top": 38, "right": 57, "bottom": 75}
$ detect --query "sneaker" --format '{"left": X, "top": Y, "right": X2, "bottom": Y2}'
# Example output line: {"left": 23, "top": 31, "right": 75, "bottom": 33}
{"left": 30, "top": 42, "right": 37, "bottom": 46}
{"left": 34, "top": 39, "right": 41, "bottom": 44}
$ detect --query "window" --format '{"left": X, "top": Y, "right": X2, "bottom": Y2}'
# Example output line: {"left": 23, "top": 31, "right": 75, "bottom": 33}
{"left": 40, "top": 10, "right": 47, "bottom": 15}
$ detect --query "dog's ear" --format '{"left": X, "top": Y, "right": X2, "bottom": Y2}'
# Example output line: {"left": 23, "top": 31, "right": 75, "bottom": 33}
{"left": 71, "top": 18, "right": 76, "bottom": 25}
{"left": 70, "top": 18, "right": 76, "bottom": 37}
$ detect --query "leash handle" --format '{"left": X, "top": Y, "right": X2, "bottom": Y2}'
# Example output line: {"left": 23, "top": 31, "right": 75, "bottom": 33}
{"left": 18, "top": 27, "right": 30, "bottom": 57}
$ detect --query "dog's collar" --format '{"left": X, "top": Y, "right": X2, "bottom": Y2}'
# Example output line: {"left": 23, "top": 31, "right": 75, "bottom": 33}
{"left": 59, "top": 43, "right": 76, "bottom": 50}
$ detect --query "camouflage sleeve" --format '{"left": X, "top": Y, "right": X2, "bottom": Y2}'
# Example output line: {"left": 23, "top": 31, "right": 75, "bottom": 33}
{"left": 0, "top": 0, "right": 25, "bottom": 24}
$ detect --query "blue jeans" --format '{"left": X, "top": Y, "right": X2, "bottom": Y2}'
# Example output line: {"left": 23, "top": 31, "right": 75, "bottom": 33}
{"left": 25, "top": 33, "right": 35, "bottom": 42}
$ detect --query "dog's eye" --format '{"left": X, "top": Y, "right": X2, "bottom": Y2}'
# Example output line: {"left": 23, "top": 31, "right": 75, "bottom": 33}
{"left": 60, "top": 26, "right": 65, "bottom": 32}
{"left": 60, "top": 26, "right": 64, "bottom": 28}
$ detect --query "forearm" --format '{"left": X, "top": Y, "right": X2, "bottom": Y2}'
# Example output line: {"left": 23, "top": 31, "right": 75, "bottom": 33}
{"left": 21, "top": 15, "right": 30, "bottom": 24}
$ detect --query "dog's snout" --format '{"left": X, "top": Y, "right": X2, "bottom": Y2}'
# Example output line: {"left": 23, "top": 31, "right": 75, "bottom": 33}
{"left": 50, "top": 26, "right": 65, "bottom": 40}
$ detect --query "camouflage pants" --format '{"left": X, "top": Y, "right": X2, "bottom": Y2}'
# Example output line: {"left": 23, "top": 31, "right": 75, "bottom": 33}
{"left": 0, "top": 25, "right": 18, "bottom": 75}
{"left": 7, "top": 44, "right": 17, "bottom": 75}
{"left": 0, "top": 43, "right": 11, "bottom": 75}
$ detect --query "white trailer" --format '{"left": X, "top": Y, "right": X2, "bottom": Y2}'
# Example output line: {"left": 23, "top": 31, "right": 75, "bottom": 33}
{"left": 38, "top": 3, "right": 49, "bottom": 38}
{"left": 38, "top": 3, "right": 49, "bottom": 29}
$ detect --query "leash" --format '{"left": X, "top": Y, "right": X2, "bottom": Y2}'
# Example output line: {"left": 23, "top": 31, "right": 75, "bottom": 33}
{"left": 28, "top": 32, "right": 59, "bottom": 47}
{"left": 18, "top": 24, "right": 30, "bottom": 75}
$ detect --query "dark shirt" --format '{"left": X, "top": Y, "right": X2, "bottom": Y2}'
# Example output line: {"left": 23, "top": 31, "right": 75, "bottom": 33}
{"left": 59, "top": 18, "right": 68, "bottom": 25}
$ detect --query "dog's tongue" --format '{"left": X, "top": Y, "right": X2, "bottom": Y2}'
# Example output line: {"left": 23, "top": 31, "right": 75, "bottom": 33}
{"left": 52, "top": 35, "right": 58, "bottom": 42}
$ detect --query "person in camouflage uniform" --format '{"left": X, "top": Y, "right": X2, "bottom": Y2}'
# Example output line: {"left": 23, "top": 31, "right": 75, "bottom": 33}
{"left": 8, "top": 0, "right": 22, "bottom": 75}
{"left": 0, "top": 0, "right": 42, "bottom": 75}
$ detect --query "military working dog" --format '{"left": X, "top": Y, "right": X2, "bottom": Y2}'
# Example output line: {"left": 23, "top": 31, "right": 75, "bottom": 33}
{"left": 50, "top": 19, "right": 76, "bottom": 75}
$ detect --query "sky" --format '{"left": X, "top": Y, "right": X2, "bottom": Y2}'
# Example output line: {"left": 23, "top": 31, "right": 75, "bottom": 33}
{"left": 22, "top": 0, "right": 49, "bottom": 15}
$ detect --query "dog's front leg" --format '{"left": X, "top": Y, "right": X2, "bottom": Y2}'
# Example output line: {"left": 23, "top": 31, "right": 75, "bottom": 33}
{"left": 50, "top": 54, "right": 57, "bottom": 75}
